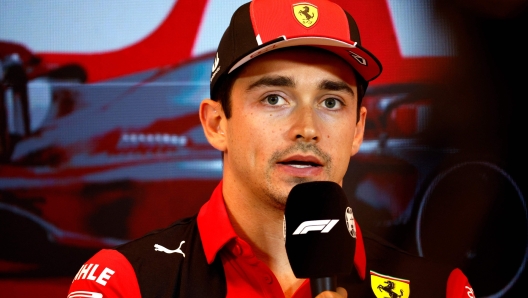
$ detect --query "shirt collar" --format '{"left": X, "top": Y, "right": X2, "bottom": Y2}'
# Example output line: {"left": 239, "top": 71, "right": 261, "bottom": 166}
{"left": 197, "top": 180, "right": 237, "bottom": 264}
{"left": 354, "top": 222, "right": 367, "bottom": 280}
{"left": 197, "top": 180, "right": 367, "bottom": 280}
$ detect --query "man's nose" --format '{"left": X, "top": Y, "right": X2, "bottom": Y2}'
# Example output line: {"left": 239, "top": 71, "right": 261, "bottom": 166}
{"left": 289, "top": 104, "right": 319, "bottom": 142}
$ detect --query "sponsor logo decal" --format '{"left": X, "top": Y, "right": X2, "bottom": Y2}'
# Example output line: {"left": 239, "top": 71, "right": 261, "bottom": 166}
{"left": 348, "top": 51, "right": 367, "bottom": 66}
{"left": 68, "top": 291, "right": 103, "bottom": 298}
{"left": 345, "top": 207, "right": 356, "bottom": 238}
{"left": 73, "top": 264, "right": 115, "bottom": 286}
{"left": 370, "top": 270, "right": 410, "bottom": 298}
{"left": 293, "top": 3, "right": 318, "bottom": 28}
{"left": 292, "top": 219, "right": 339, "bottom": 234}
{"left": 154, "top": 241, "right": 186, "bottom": 257}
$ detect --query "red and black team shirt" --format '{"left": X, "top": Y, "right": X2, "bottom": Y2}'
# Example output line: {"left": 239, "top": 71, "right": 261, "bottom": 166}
{"left": 68, "top": 181, "right": 475, "bottom": 297}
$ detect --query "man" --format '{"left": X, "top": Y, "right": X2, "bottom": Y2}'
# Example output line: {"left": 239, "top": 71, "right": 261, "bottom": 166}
{"left": 68, "top": 0, "right": 474, "bottom": 297}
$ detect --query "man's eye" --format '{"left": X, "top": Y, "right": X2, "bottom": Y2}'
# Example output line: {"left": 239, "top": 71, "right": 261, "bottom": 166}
{"left": 323, "top": 98, "right": 342, "bottom": 109}
{"left": 264, "top": 94, "right": 284, "bottom": 105}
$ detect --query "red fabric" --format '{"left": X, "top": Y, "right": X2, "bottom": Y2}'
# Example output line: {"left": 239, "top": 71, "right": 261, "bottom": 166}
{"left": 197, "top": 180, "right": 237, "bottom": 264}
{"left": 446, "top": 268, "right": 475, "bottom": 298}
{"left": 198, "top": 181, "right": 311, "bottom": 297}
{"left": 219, "top": 238, "right": 312, "bottom": 298}
{"left": 353, "top": 223, "right": 367, "bottom": 280}
{"left": 250, "top": 0, "right": 350, "bottom": 42}
{"left": 68, "top": 249, "right": 141, "bottom": 298}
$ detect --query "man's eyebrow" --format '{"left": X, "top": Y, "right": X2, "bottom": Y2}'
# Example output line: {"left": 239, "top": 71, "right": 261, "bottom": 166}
{"left": 318, "top": 79, "right": 355, "bottom": 96}
{"left": 246, "top": 75, "right": 295, "bottom": 91}
{"left": 246, "top": 76, "right": 355, "bottom": 96}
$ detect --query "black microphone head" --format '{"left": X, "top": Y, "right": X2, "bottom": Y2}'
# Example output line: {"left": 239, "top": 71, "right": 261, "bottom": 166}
{"left": 285, "top": 181, "right": 357, "bottom": 278}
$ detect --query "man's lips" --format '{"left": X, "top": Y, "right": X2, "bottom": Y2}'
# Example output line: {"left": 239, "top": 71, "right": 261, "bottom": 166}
{"left": 275, "top": 154, "right": 326, "bottom": 177}
{"left": 277, "top": 155, "right": 323, "bottom": 168}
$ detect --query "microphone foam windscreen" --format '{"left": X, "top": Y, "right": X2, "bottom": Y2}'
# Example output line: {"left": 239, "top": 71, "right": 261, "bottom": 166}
{"left": 285, "top": 181, "right": 356, "bottom": 278}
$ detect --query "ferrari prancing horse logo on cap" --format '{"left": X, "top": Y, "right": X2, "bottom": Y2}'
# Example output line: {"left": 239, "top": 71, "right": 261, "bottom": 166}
{"left": 293, "top": 3, "right": 318, "bottom": 28}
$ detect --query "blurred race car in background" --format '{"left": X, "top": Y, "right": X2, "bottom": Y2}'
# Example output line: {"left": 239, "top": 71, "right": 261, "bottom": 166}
{"left": 1, "top": 48, "right": 526, "bottom": 297}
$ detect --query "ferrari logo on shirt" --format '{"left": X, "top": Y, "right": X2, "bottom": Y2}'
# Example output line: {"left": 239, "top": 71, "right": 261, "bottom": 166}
{"left": 293, "top": 3, "right": 318, "bottom": 28}
{"left": 370, "top": 270, "right": 410, "bottom": 298}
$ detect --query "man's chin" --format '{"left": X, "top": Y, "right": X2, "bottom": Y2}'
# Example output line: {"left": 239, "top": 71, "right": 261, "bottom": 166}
{"left": 288, "top": 176, "right": 326, "bottom": 185}
{"left": 281, "top": 177, "right": 321, "bottom": 196}
{"left": 267, "top": 177, "right": 328, "bottom": 208}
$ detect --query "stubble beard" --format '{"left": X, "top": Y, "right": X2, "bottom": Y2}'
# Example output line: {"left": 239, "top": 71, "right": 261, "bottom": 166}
{"left": 263, "top": 143, "right": 332, "bottom": 210}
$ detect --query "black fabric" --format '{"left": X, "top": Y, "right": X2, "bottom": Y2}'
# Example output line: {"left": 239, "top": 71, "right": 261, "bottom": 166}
{"left": 340, "top": 229, "right": 456, "bottom": 297}
{"left": 344, "top": 10, "right": 361, "bottom": 43}
{"left": 211, "top": 2, "right": 255, "bottom": 98}
{"left": 116, "top": 216, "right": 227, "bottom": 298}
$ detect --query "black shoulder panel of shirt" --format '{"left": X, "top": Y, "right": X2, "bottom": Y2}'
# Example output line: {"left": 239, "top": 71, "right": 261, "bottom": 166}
{"left": 115, "top": 215, "right": 227, "bottom": 298}
{"left": 339, "top": 228, "right": 458, "bottom": 297}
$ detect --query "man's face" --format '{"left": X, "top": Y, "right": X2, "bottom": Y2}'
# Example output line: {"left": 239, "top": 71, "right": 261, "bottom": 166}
{"left": 221, "top": 47, "right": 366, "bottom": 208}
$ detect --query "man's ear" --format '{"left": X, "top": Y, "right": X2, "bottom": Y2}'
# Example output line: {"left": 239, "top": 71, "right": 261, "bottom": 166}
{"left": 199, "top": 99, "right": 227, "bottom": 152}
{"left": 350, "top": 106, "right": 367, "bottom": 156}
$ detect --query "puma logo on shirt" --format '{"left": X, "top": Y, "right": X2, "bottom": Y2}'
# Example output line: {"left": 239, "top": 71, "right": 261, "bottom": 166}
{"left": 154, "top": 241, "right": 186, "bottom": 257}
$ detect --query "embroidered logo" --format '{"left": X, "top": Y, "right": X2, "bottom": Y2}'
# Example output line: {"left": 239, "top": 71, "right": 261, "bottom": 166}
{"left": 345, "top": 207, "right": 356, "bottom": 238}
{"left": 348, "top": 51, "right": 367, "bottom": 66}
{"left": 211, "top": 52, "right": 219, "bottom": 73}
{"left": 210, "top": 52, "right": 221, "bottom": 82}
{"left": 293, "top": 3, "right": 318, "bottom": 28}
{"left": 154, "top": 241, "right": 186, "bottom": 257}
{"left": 370, "top": 270, "right": 410, "bottom": 298}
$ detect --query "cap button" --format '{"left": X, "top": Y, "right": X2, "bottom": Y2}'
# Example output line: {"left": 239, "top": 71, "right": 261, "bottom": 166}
{"left": 232, "top": 243, "right": 242, "bottom": 256}
{"left": 263, "top": 274, "right": 273, "bottom": 284}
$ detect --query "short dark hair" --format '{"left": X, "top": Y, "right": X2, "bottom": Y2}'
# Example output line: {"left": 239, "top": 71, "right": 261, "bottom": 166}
{"left": 211, "top": 47, "right": 368, "bottom": 120}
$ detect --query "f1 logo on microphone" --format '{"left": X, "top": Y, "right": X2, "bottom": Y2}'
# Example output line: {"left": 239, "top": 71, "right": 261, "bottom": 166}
{"left": 292, "top": 220, "right": 339, "bottom": 235}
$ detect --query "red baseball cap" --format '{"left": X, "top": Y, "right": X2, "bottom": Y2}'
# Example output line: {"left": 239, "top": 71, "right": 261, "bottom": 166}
{"left": 210, "top": 0, "right": 383, "bottom": 97}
